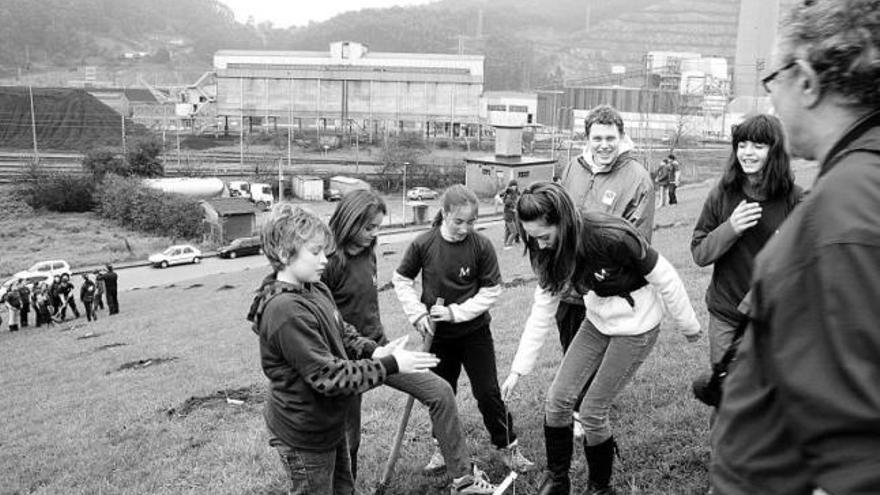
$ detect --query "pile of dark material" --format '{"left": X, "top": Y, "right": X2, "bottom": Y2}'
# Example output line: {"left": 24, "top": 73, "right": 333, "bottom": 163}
{"left": 0, "top": 87, "right": 149, "bottom": 150}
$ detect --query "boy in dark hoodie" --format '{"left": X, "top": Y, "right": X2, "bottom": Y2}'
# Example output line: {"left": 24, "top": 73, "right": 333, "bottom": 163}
{"left": 247, "top": 203, "right": 439, "bottom": 495}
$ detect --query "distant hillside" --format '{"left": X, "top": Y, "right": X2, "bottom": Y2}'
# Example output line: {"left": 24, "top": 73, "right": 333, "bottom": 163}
{"left": 0, "top": 0, "right": 741, "bottom": 90}
{"left": 0, "top": 0, "right": 260, "bottom": 69}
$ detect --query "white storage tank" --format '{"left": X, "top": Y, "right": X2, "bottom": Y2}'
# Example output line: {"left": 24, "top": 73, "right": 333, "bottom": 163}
{"left": 330, "top": 176, "right": 371, "bottom": 195}
{"left": 292, "top": 175, "right": 323, "bottom": 201}
{"left": 142, "top": 177, "right": 227, "bottom": 198}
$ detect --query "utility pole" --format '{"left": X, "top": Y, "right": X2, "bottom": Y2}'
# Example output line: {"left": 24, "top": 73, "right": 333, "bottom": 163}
{"left": 240, "top": 77, "right": 245, "bottom": 169}
{"left": 401, "top": 161, "right": 409, "bottom": 226}
{"left": 28, "top": 85, "right": 39, "bottom": 164}
{"left": 121, "top": 114, "right": 127, "bottom": 158}
{"left": 753, "top": 58, "right": 765, "bottom": 112}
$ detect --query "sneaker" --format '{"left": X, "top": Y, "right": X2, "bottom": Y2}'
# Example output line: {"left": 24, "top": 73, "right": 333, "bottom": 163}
{"left": 423, "top": 445, "right": 446, "bottom": 474}
{"left": 451, "top": 465, "right": 496, "bottom": 494}
{"left": 573, "top": 412, "right": 585, "bottom": 439}
{"left": 497, "top": 440, "right": 536, "bottom": 473}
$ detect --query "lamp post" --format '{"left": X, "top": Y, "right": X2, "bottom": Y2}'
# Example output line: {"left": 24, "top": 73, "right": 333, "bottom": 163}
{"left": 401, "top": 161, "right": 409, "bottom": 225}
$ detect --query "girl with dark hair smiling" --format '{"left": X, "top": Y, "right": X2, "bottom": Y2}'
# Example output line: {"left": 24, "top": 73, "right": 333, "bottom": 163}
{"left": 500, "top": 182, "right": 701, "bottom": 495}
{"left": 323, "top": 189, "right": 497, "bottom": 494}
{"left": 691, "top": 114, "right": 803, "bottom": 368}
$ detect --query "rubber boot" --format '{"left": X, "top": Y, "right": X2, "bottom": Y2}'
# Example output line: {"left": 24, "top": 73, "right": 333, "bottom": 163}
{"left": 537, "top": 423, "right": 573, "bottom": 495}
{"left": 583, "top": 436, "right": 617, "bottom": 495}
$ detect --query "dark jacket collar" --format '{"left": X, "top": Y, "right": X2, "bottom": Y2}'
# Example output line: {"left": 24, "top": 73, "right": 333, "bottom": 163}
{"left": 819, "top": 109, "right": 880, "bottom": 180}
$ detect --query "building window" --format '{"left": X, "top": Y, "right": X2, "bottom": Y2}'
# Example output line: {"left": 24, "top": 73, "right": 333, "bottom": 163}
{"left": 482, "top": 168, "right": 491, "bottom": 175}
{"left": 509, "top": 105, "right": 528, "bottom": 113}
{"left": 517, "top": 171, "right": 530, "bottom": 178}
{"left": 488, "top": 104, "right": 507, "bottom": 111}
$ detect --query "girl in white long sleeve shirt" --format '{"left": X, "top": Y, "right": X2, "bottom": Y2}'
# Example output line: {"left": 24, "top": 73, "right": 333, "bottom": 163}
{"left": 500, "top": 183, "right": 700, "bottom": 495}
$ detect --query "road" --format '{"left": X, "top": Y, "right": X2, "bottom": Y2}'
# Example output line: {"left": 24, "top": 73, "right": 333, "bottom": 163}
{"left": 119, "top": 219, "right": 503, "bottom": 291}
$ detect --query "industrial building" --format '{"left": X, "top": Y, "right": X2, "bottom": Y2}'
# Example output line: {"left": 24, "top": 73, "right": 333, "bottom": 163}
{"left": 213, "top": 41, "right": 485, "bottom": 138}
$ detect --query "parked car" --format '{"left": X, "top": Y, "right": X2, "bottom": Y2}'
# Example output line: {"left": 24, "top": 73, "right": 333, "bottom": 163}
{"left": 324, "top": 187, "right": 342, "bottom": 202}
{"left": 0, "top": 274, "right": 52, "bottom": 300}
{"left": 407, "top": 187, "right": 438, "bottom": 200}
{"left": 218, "top": 236, "right": 262, "bottom": 259}
{"left": 13, "top": 259, "right": 71, "bottom": 280}
{"left": 148, "top": 244, "right": 202, "bottom": 268}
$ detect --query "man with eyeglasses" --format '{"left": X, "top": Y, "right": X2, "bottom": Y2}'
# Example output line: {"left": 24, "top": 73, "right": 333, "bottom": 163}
{"left": 710, "top": 1, "right": 880, "bottom": 494}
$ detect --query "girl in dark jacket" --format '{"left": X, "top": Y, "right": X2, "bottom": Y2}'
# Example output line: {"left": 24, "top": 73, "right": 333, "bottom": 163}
{"left": 691, "top": 114, "right": 803, "bottom": 367}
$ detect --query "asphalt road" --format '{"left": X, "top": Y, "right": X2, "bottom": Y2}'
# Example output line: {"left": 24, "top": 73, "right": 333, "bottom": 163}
{"left": 119, "top": 219, "right": 504, "bottom": 291}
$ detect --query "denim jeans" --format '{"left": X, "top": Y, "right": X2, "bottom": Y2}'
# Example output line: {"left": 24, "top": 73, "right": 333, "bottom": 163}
{"left": 347, "top": 370, "right": 470, "bottom": 478}
{"left": 708, "top": 313, "right": 742, "bottom": 366}
{"left": 271, "top": 436, "right": 354, "bottom": 495}
{"left": 545, "top": 319, "right": 659, "bottom": 446}
{"left": 431, "top": 324, "right": 517, "bottom": 449}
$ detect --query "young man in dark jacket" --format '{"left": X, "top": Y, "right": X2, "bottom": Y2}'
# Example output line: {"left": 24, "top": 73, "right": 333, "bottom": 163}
{"left": 711, "top": 1, "right": 880, "bottom": 493}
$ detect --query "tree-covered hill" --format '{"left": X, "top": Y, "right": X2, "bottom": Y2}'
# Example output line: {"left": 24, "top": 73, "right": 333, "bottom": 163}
{"left": 0, "top": 0, "right": 741, "bottom": 90}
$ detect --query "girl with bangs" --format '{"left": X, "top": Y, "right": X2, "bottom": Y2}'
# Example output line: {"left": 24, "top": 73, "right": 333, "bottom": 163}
{"left": 691, "top": 114, "right": 803, "bottom": 369}
{"left": 323, "top": 190, "right": 497, "bottom": 494}
{"left": 500, "top": 182, "right": 701, "bottom": 495}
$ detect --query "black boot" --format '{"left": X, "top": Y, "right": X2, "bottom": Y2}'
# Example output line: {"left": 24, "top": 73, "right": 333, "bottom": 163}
{"left": 537, "top": 423, "right": 573, "bottom": 495}
{"left": 583, "top": 437, "right": 617, "bottom": 495}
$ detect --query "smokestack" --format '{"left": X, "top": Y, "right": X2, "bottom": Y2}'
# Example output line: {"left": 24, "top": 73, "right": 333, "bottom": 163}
{"left": 477, "top": 9, "right": 484, "bottom": 38}
{"left": 585, "top": 0, "right": 591, "bottom": 32}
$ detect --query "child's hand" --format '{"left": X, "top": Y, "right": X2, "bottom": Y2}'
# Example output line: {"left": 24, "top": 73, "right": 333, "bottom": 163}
{"left": 729, "top": 200, "right": 763, "bottom": 234}
{"left": 392, "top": 348, "right": 440, "bottom": 373}
{"left": 372, "top": 335, "right": 409, "bottom": 359}
{"left": 429, "top": 304, "right": 454, "bottom": 323}
{"left": 414, "top": 315, "right": 434, "bottom": 339}
{"left": 501, "top": 372, "right": 520, "bottom": 401}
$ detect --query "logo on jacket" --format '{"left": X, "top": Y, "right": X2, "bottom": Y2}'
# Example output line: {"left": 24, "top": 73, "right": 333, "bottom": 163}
{"left": 602, "top": 190, "right": 617, "bottom": 206}
{"left": 459, "top": 266, "right": 471, "bottom": 279}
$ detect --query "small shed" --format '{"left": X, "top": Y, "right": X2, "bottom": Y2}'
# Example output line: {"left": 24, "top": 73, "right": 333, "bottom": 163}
{"left": 201, "top": 198, "right": 259, "bottom": 244}
{"left": 292, "top": 175, "right": 323, "bottom": 201}
{"left": 465, "top": 120, "right": 555, "bottom": 197}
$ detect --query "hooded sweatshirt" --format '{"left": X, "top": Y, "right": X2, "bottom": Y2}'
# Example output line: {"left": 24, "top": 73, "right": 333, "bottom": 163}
{"left": 559, "top": 135, "right": 656, "bottom": 304}
{"left": 247, "top": 273, "right": 399, "bottom": 451}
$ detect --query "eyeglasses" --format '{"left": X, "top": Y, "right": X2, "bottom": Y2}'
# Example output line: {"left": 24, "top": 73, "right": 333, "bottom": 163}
{"left": 761, "top": 61, "right": 798, "bottom": 93}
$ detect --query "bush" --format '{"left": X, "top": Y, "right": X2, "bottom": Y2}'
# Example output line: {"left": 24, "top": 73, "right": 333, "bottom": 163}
{"left": 95, "top": 176, "right": 203, "bottom": 239}
{"left": 16, "top": 165, "right": 95, "bottom": 212}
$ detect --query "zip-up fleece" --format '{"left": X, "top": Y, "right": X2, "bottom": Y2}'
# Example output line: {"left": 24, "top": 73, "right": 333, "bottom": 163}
{"left": 560, "top": 138, "right": 655, "bottom": 304}
{"left": 247, "top": 274, "right": 399, "bottom": 451}
{"left": 561, "top": 137, "right": 655, "bottom": 242}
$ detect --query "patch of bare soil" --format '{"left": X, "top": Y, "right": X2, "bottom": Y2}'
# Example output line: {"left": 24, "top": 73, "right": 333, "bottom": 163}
{"left": 110, "top": 356, "right": 178, "bottom": 374}
{"left": 166, "top": 384, "right": 266, "bottom": 418}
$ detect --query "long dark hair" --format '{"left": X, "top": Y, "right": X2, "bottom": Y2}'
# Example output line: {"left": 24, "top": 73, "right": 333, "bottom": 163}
{"left": 515, "top": 182, "right": 580, "bottom": 295}
{"left": 572, "top": 211, "right": 648, "bottom": 295}
{"left": 328, "top": 189, "right": 386, "bottom": 266}
{"left": 431, "top": 184, "right": 479, "bottom": 228}
{"left": 721, "top": 114, "right": 794, "bottom": 199}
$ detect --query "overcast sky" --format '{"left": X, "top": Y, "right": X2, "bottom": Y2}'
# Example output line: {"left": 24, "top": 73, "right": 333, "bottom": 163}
{"left": 220, "top": 0, "right": 437, "bottom": 28}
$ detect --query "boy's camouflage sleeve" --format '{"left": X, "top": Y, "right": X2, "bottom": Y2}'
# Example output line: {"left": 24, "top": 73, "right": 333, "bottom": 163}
{"left": 274, "top": 304, "right": 398, "bottom": 397}
{"left": 340, "top": 320, "right": 379, "bottom": 359}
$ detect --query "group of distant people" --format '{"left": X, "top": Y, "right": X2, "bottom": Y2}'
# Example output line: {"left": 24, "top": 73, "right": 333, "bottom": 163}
{"left": 3, "top": 264, "right": 119, "bottom": 332}
{"left": 247, "top": 0, "right": 879, "bottom": 493}
{"left": 654, "top": 154, "right": 681, "bottom": 207}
